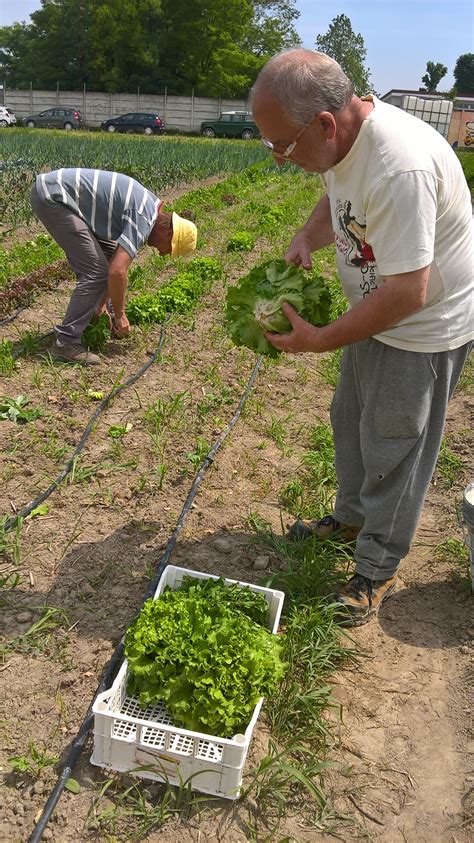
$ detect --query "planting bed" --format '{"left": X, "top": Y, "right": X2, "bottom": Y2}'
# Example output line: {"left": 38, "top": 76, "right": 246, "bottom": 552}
{"left": 0, "top": 134, "right": 472, "bottom": 843}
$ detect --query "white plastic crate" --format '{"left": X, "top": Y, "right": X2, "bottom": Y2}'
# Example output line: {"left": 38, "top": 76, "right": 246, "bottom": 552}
{"left": 91, "top": 565, "right": 285, "bottom": 799}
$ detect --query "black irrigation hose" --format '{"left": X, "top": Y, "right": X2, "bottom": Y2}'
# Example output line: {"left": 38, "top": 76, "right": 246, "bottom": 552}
{"left": 0, "top": 306, "right": 27, "bottom": 327}
{"left": 28, "top": 354, "right": 263, "bottom": 843}
{"left": 11, "top": 330, "right": 54, "bottom": 360}
{"left": 3, "top": 324, "right": 168, "bottom": 533}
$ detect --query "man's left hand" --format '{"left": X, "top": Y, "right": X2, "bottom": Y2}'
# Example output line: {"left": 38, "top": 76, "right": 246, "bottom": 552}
{"left": 265, "top": 302, "right": 323, "bottom": 354}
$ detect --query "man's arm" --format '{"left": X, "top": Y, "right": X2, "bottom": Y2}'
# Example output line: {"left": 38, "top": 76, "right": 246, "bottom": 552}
{"left": 285, "top": 194, "right": 335, "bottom": 269}
{"left": 108, "top": 245, "right": 133, "bottom": 336}
{"left": 266, "top": 266, "right": 431, "bottom": 354}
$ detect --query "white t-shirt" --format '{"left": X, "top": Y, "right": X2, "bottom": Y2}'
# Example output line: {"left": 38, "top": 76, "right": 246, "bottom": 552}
{"left": 322, "top": 97, "right": 473, "bottom": 352}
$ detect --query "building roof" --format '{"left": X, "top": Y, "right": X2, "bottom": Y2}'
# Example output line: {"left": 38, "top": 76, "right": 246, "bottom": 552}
{"left": 381, "top": 88, "right": 447, "bottom": 100}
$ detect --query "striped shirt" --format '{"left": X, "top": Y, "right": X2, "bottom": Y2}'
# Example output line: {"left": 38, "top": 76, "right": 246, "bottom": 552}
{"left": 36, "top": 168, "right": 161, "bottom": 258}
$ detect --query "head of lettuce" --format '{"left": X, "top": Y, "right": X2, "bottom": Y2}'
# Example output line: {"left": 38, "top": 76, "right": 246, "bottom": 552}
{"left": 225, "top": 259, "right": 332, "bottom": 358}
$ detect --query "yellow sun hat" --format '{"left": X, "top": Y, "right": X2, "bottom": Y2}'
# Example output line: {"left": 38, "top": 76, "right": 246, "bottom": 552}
{"left": 171, "top": 212, "right": 198, "bottom": 258}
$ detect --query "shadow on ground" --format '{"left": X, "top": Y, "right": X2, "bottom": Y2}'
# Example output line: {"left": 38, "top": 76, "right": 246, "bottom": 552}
{"left": 377, "top": 578, "right": 471, "bottom": 649}
{"left": 1, "top": 521, "right": 272, "bottom": 644}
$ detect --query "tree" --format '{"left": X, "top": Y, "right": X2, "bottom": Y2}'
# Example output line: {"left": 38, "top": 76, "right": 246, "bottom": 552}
{"left": 157, "top": 0, "right": 254, "bottom": 95}
{"left": 157, "top": 0, "right": 301, "bottom": 96}
{"left": 315, "top": 14, "right": 373, "bottom": 96}
{"left": 453, "top": 53, "right": 474, "bottom": 94}
{"left": 88, "top": 0, "right": 162, "bottom": 93}
{"left": 0, "top": 0, "right": 94, "bottom": 89}
{"left": 0, "top": 0, "right": 302, "bottom": 95}
{"left": 244, "top": 1, "right": 301, "bottom": 56}
{"left": 421, "top": 61, "right": 448, "bottom": 93}
{"left": 0, "top": 0, "right": 163, "bottom": 92}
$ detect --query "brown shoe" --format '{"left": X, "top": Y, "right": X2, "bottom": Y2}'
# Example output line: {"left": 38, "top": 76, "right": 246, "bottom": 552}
{"left": 334, "top": 573, "right": 398, "bottom": 627}
{"left": 286, "top": 514, "right": 360, "bottom": 542}
{"left": 51, "top": 342, "right": 100, "bottom": 366}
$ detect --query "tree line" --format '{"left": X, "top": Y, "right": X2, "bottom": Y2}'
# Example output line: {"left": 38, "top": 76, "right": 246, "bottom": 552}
{"left": 1, "top": 4, "right": 472, "bottom": 99}
{"left": 0, "top": 0, "right": 301, "bottom": 97}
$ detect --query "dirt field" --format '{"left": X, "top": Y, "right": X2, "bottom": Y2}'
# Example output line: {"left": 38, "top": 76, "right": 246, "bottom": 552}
{"left": 0, "top": 175, "right": 472, "bottom": 842}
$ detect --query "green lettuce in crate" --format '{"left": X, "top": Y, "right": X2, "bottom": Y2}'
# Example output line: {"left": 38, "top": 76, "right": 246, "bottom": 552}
{"left": 225, "top": 258, "right": 332, "bottom": 358}
{"left": 124, "top": 578, "right": 286, "bottom": 737}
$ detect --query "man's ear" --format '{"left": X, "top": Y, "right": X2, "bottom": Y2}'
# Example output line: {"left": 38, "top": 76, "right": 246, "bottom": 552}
{"left": 318, "top": 111, "right": 337, "bottom": 140}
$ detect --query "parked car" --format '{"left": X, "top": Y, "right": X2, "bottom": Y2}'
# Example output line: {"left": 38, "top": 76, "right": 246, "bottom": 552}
{"left": 100, "top": 112, "right": 165, "bottom": 135}
{"left": 0, "top": 107, "right": 17, "bottom": 127}
{"left": 22, "top": 107, "right": 84, "bottom": 130}
{"left": 200, "top": 111, "right": 259, "bottom": 140}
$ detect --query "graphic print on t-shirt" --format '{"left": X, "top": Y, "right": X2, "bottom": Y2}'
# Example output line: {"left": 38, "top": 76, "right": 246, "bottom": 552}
{"left": 334, "top": 199, "right": 377, "bottom": 298}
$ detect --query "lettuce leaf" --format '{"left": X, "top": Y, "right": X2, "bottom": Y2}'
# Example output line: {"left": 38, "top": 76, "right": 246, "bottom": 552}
{"left": 225, "top": 259, "right": 332, "bottom": 358}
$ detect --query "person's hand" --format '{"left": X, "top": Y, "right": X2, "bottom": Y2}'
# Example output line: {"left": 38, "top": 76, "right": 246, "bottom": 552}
{"left": 265, "top": 302, "right": 323, "bottom": 354}
{"left": 93, "top": 302, "right": 113, "bottom": 331}
{"left": 284, "top": 231, "right": 313, "bottom": 270}
{"left": 112, "top": 314, "right": 131, "bottom": 339}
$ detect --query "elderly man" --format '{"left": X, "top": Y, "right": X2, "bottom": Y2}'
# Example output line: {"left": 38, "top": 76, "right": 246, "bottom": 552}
{"left": 251, "top": 49, "right": 473, "bottom": 626}
{"left": 31, "top": 168, "right": 197, "bottom": 365}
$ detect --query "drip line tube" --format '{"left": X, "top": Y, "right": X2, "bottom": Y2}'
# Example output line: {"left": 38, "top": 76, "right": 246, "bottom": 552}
{"left": 0, "top": 306, "right": 27, "bottom": 327}
{"left": 4, "top": 324, "right": 168, "bottom": 533}
{"left": 27, "top": 354, "right": 263, "bottom": 843}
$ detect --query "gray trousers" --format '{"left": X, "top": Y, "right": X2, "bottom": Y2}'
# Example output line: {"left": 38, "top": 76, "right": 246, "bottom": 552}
{"left": 30, "top": 185, "right": 116, "bottom": 344}
{"left": 330, "top": 337, "right": 472, "bottom": 580}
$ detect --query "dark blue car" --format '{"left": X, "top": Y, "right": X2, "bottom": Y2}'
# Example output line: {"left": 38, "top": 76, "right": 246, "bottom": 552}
{"left": 100, "top": 112, "right": 165, "bottom": 135}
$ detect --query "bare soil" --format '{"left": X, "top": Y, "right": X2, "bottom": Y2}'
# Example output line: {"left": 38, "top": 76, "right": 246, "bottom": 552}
{"left": 0, "top": 187, "right": 472, "bottom": 843}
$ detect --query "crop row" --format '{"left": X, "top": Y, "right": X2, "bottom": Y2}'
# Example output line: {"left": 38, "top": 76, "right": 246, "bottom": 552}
{"left": 2, "top": 157, "right": 470, "bottom": 841}
{"left": 0, "top": 131, "right": 270, "bottom": 230}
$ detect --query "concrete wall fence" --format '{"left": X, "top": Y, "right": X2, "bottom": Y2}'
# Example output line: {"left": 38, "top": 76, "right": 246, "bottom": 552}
{"left": 1, "top": 85, "right": 251, "bottom": 131}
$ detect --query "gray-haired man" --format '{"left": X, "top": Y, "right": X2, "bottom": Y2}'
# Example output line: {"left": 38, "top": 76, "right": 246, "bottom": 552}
{"left": 31, "top": 168, "right": 197, "bottom": 365}
{"left": 251, "top": 49, "right": 473, "bottom": 626}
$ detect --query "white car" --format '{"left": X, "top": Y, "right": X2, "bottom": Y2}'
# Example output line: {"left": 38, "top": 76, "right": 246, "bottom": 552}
{"left": 0, "top": 107, "right": 17, "bottom": 127}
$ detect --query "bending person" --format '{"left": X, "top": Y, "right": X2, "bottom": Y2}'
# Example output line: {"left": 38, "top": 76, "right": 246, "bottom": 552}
{"left": 31, "top": 168, "right": 197, "bottom": 365}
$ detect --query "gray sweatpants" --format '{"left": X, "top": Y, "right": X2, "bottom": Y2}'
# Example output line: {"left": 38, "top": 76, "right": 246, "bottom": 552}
{"left": 30, "top": 185, "right": 116, "bottom": 344}
{"left": 330, "top": 337, "right": 472, "bottom": 580}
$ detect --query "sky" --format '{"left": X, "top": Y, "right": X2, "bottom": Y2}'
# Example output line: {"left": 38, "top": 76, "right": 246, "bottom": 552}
{"left": 1, "top": 0, "right": 472, "bottom": 96}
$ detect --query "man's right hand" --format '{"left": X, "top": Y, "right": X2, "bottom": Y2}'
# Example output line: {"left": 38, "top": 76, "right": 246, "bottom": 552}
{"left": 113, "top": 314, "right": 131, "bottom": 338}
{"left": 285, "top": 230, "right": 313, "bottom": 269}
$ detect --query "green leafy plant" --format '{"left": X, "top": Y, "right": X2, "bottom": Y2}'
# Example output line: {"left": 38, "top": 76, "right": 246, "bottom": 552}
{"left": 435, "top": 537, "right": 471, "bottom": 587}
{"left": 318, "top": 348, "right": 343, "bottom": 389}
{"left": 0, "top": 233, "right": 63, "bottom": 289}
{"left": 436, "top": 438, "right": 465, "bottom": 489}
{"left": 127, "top": 257, "right": 222, "bottom": 325}
{"left": 196, "top": 386, "right": 234, "bottom": 418}
{"left": 186, "top": 437, "right": 211, "bottom": 468}
{"left": 108, "top": 422, "right": 133, "bottom": 439}
{"left": 9, "top": 740, "right": 59, "bottom": 778}
{"left": 0, "top": 514, "right": 23, "bottom": 566}
{"left": 0, "top": 394, "right": 43, "bottom": 423}
{"left": 145, "top": 391, "right": 187, "bottom": 436}
{"left": 260, "top": 204, "right": 287, "bottom": 229}
{"left": 0, "top": 339, "right": 15, "bottom": 375}
{"left": 127, "top": 293, "right": 166, "bottom": 325}
{"left": 227, "top": 231, "right": 255, "bottom": 252}
{"left": 124, "top": 578, "right": 286, "bottom": 736}
{"left": 83, "top": 313, "right": 111, "bottom": 352}
{"left": 1, "top": 606, "right": 69, "bottom": 662}
{"left": 226, "top": 259, "right": 331, "bottom": 358}
{"left": 279, "top": 423, "right": 336, "bottom": 520}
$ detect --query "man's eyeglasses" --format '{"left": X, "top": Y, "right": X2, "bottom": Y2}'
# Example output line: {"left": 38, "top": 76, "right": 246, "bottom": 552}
{"left": 261, "top": 115, "right": 315, "bottom": 159}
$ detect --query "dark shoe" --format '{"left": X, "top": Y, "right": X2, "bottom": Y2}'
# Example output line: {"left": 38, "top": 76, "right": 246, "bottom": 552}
{"left": 334, "top": 573, "right": 398, "bottom": 627}
{"left": 287, "top": 514, "right": 360, "bottom": 542}
{"left": 51, "top": 342, "right": 100, "bottom": 366}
